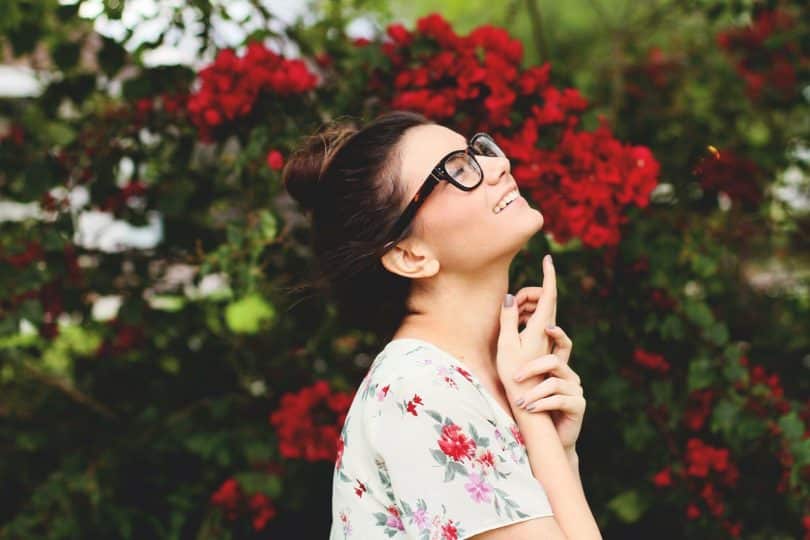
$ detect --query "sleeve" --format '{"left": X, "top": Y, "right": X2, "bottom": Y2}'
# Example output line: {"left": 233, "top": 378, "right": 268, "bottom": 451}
{"left": 367, "top": 369, "right": 554, "bottom": 540}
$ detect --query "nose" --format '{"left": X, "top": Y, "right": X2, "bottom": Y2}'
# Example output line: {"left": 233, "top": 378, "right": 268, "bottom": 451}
{"left": 483, "top": 155, "right": 511, "bottom": 186}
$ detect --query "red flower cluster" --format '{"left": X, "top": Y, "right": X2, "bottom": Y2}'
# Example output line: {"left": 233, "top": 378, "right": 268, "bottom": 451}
{"left": 625, "top": 46, "right": 682, "bottom": 99}
{"left": 269, "top": 379, "right": 353, "bottom": 462}
{"left": 692, "top": 148, "right": 764, "bottom": 206}
{"left": 685, "top": 438, "right": 737, "bottom": 483}
{"left": 210, "top": 477, "right": 278, "bottom": 531}
{"left": 187, "top": 41, "right": 319, "bottom": 142}
{"left": 381, "top": 15, "right": 525, "bottom": 128}
{"left": 633, "top": 347, "right": 671, "bottom": 373}
{"left": 717, "top": 8, "right": 806, "bottom": 103}
{"left": 369, "top": 13, "right": 660, "bottom": 248}
{"left": 507, "top": 117, "right": 660, "bottom": 247}
{"left": 438, "top": 422, "right": 476, "bottom": 462}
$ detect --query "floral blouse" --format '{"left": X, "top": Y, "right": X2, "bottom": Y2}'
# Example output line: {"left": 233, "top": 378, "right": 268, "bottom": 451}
{"left": 329, "top": 338, "right": 554, "bottom": 540}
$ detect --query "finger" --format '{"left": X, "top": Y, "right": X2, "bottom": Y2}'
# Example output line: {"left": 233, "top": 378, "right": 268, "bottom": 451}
{"left": 544, "top": 325, "right": 573, "bottom": 363}
{"left": 515, "top": 286, "right": 542, "bottom": 305}
{"left": 525, "top": 395, "right": 586, "bottom": 413}
{"left": 523, "top": 255, "right": 557, "bottom": 335}
{"left": 516, "top": 377, "right": 584, "bottom": 408}
{"left": 498, "top": 293, "right": 520, "bottom": 353}
{"left": 513, "top": 353, "right": 581, "bottom": 384}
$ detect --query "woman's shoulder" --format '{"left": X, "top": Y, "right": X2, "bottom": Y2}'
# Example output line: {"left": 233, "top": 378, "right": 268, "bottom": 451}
{"left": 364, "top": 338, "right": 474, "bottom": 391}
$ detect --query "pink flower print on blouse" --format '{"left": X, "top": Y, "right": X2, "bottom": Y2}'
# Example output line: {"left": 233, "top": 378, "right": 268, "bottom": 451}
{"left": 465, "top": 471, "right": 494, "bottom": 503}
{"left": 382, "top": 505, "right": 405, "bottom": 534}
{"left": 337, "top": 509, "right": 352, "bottom": 538}
{"left": 375, "top": 383, "right": 390, "bottom": 401}
{"left": 509, "top": 423, "right": 526, "bottom": 447}
{"left": 438, "top": 423, "right": 477, "bottom": 462}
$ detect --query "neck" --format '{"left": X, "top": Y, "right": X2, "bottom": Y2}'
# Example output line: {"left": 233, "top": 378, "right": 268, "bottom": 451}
{"left": 394, "top": 260, "right": 512, "bottom": 376}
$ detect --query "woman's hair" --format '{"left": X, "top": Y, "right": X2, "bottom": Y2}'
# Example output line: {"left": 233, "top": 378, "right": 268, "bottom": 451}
{"left": 282, "top": 110, "right": 433, "bottom": 341}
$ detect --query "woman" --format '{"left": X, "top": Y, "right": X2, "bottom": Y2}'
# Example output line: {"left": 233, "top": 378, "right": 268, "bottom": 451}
{"left": 283, "top": 110, "right": 601, "bottom": 539}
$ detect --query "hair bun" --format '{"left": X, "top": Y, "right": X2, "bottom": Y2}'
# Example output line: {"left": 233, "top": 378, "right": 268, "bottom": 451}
{"left": 282, "top": 119, "right": 359, "bottom": 212}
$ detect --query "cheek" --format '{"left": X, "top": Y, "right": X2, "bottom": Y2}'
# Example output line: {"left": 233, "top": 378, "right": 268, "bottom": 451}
{"left": 424, "top": 197, "right": 490, "bottom": 246}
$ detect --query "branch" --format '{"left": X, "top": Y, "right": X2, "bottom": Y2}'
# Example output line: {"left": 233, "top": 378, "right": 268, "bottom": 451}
{"left": 21, "top": 362, "right": 118, "bottom": 420}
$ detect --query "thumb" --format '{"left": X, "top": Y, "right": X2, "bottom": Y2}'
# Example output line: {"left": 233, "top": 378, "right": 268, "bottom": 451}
{"left": 498, "top": 293, "right": 520, "bottom": 353}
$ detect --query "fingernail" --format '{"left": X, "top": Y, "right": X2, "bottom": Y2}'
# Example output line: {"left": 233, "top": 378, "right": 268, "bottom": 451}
{"left": 514, "top": 373, "right": 523, "bottom": 382}
{"left": 546, "top": 324, "right": 556, "bottom": 330}
{"left": 514, "top": 397, "right": 525, "bottom": 407}
{"left": 526, "top": 404, "right": 536, "bottom": 411}
{"left": 504, "top": 293, "right": 514, "bottom": 307}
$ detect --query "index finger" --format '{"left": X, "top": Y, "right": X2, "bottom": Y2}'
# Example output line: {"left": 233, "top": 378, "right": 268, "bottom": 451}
{"left": 525, "top": 254, "right": 557, "bottom": 332}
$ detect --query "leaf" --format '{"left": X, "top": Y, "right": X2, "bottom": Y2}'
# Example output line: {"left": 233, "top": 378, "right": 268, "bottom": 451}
{"left": 687, "top": 357, "right": 715, "bottom": 392}
{"left": 607, "top": 489, "right": 648, "bottom": 523}
{"left": 778, "top": 411, "right": 804, "bottom": 443}
{"left": 224, "top": 293, "right": 275, "bottom": 334}
{"left": 449, "top": 461, "right": 468, "bottom": 476}
{"left": 430, "top": 449, "right": 447, "bottom": 465}
{"left": 426, "top": 409, "right": 443, "bottom": 423}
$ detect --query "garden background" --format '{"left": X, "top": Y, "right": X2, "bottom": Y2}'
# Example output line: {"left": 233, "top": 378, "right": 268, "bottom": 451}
{"left": 1, "top": 0, "right": 809, "bottom": 538}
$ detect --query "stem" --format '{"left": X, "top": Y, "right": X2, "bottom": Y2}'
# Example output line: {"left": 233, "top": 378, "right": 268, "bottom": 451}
{"left": 525, "top": 0, "right": 550, "bottom": 64}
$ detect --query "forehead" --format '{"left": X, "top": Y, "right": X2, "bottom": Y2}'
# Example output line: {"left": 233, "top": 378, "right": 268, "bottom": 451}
{"left": 398, "top": 124, "right": 467, "bottom": 188}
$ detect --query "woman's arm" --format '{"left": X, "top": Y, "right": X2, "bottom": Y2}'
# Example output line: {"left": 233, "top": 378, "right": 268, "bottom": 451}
{"left": 503, "top": 377, "right": 602, "bottom": 540}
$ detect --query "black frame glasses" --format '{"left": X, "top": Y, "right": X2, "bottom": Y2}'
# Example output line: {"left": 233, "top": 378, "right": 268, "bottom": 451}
{"left": 381, "top": 132, "right": 506, "bottom": 252}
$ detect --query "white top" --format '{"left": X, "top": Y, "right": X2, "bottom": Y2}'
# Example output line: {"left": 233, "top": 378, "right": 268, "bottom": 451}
{"left": 329, "top": 338, "right": 554, "bottom": 539}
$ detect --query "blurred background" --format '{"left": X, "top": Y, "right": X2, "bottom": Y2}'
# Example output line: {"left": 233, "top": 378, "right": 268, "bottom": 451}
{"left": 1, "top": 0, "right": 808, "bottom": 538}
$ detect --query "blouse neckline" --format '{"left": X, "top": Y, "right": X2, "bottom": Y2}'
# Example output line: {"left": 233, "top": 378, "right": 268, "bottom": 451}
{"left": 385, "top": 337, "right": 518, "bottom": 428}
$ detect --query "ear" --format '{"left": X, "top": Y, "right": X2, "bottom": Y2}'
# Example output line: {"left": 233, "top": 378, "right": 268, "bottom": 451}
{"left": 380, "top": 239, "right": 440, "bottom": 279}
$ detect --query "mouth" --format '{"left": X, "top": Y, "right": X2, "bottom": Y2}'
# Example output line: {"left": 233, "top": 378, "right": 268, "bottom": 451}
{"left": 492, "top": 187, "right": 522, "bottom": 214}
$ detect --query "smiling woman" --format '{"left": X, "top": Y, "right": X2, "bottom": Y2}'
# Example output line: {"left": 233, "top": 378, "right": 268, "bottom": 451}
{"left": 280, "top": 110, "right": 598, "bottom": 539}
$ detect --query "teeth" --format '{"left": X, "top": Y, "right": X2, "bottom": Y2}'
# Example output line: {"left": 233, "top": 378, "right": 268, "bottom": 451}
{"left": 493, "top": 189, "right": 519, "bottom": 214}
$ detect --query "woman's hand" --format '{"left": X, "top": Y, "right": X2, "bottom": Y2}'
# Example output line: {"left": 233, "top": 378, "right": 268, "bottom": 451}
{"left": 496, "top": 255, "right": 556, "bottom": 389}
{"left": 510, "top": 325, "right": 585, "bottom": 453}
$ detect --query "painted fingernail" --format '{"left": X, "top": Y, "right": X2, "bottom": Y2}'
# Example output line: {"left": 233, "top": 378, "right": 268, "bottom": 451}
{"left": 514, "top": 397, "right": 525, "bottom": 407}
{"left": 526, "top": 404, "right": 536, "bottom": 411}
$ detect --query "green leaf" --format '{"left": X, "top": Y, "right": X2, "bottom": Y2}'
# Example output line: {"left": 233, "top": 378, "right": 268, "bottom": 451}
{"left": 778, "top": 412, "right": 804, "bottom": 443}
{"left": 607, "top": 489, "right": 648, "bottom": 523}
{"left": 224, "top": 293, "right": 275, "bottom": 334}
{"left": 683, "top": 300, "right": 714, "bottom": 328}
{"left": 687, "top": 357, "right": 715, "bottom": 391}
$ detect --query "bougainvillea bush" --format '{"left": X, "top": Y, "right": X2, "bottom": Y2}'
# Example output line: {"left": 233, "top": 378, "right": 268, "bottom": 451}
{"left": 1, "top": 1, "right": 808, "bottom": 538}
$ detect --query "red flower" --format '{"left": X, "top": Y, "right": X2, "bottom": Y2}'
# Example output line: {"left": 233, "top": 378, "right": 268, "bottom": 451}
{"left": 633, "top": 348, "right": 670, "bottom": 373}
{"left": 266, "top": 149, "right": 284, "bottom": 170}
{"left": 684, "top": 388, "right": 716, "bottom": 431}
{"left": 438, "top": 423, "right": 476, "bottom": 462}
{"left": 406, "top": 393, "right": 424, "bottom": 416}
{"left": 441, "top": 519, "right": 460, "bottom": 540}
{"left": 692, "top": 148, "right": 764, "bottom": 206}
{"left": 686, "top": 503, "right": 701, "bottom": 519}
{"left": 187, "top": 41, "right": 318, "bottom": 141}
{"left": 247, "top": 492, "right": 277, "bottom": 531}
{"left": 652, "top": 467, "right": 672, "bottom": 487}
{"left": 211, "top": 478, "right": 242, "bottom": 520}
{"left": 269, "top": 380, "right": 354, "bottom": 462}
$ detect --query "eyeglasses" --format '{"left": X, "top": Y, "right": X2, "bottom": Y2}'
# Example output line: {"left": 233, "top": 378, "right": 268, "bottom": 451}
{"left": 381, "top": 132, "right": 507, "bottom": 252}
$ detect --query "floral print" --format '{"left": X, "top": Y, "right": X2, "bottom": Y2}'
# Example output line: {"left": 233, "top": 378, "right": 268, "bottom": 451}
{"left": 330, "top": 338, "right": 554, "bottom": 539}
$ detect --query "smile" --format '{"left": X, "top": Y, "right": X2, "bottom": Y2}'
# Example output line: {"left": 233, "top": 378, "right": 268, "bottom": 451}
{"left": 493, "top": 188, "right": 520, "bottom": 214}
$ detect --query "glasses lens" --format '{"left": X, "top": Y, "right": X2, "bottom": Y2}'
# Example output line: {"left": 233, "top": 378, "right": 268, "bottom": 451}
{"left": 471, "top": 134, "right": 506, "bottom": 158}
{"left": 445, "top": 152, "right": 482, "bottom": 187}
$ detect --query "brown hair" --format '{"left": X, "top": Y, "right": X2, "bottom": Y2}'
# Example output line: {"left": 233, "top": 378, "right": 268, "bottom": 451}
{"left": 282, "top": 110, "right": 433, "bottom": 341}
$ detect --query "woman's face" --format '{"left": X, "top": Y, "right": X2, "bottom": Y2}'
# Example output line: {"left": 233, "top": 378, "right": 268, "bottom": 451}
{"left": 384, "top": 123, "right": 544, "bottom": 277}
